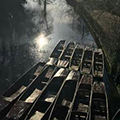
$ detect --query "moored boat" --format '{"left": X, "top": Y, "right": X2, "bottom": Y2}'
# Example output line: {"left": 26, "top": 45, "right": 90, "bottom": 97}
{"left": 69, "top": 45, "right": 84, "bottom": 71}
{"left": 69, "top": 74, "right": 93, "bottom": 120}
{"left": 47, "top": 40, "right": 66, "bottom": 65}
{"left": 0, "top": 62, "right": 45, "bottom": 118}
{"left": 57, "top": 42, "right": 76, "bottom": 68}
{"left": 5, "top": 65, "right": 57, "bottom": 120}
{"left": 92, "top": 49, "right": 104, "bottom": 78}
{"left": 25, "top": 68, "right": 69, "bottom": 120}
{"left": 48, "top": 70, "right": 80, "bottom": 120}
{"left": 81, "top": 47, "right": 93, "bottom": 74}
{"left": 89, "top": 82, "right": 109, "bottom": 120}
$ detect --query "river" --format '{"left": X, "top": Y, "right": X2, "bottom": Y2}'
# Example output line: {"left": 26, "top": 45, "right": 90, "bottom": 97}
{"left": 0, "top": 0, "right": 96, "bottom": 94}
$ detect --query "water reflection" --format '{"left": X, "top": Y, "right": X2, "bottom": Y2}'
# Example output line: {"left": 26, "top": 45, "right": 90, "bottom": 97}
{"left": 35, "top": 34, "right": 48, "bottom": 49}
{"left": 0, "top": 0, "right": 96, "bottom": 94}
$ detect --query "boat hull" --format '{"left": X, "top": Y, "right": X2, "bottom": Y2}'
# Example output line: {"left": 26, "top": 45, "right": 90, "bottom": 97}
{"left": 5, "top": 65, "right": 57, "bottom": 120}
{"left": 0, "top": 62, "right": 45, "bottom": 118}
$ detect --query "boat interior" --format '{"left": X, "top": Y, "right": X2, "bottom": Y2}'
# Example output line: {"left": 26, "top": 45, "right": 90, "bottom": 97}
{"left": 71, "top": 49, "right": 83, "bottom": 66}
{"left": 50, "top": 40, "right": 65, "bottom": 58}
{"left": 81, "top": 61, "right": 92, "bottom": 73}
{"left": 6, "top": 66, "right": 56, "bottom": 119}
{"left": 73, "top": 48, "right": 83, "bottom": 59}
{"left": 74, "top": 88, "right": 90, "bottom": 108}
{"left": 2, "top": 63, "right": 44, "bottom": 101}
{"left": 71, "top": 59, "right": 81, "bottom": 67}
{"left": 40, "top": 77, "right": 65, "bottom": 102}
{"left": 50, "top": 47, "right": 63, "bottom": 58}
{"left": 68, "top": 43, "right": 75, "bottom": 49}
{"left": 94, "top": 52, "right": 103, "bottom": 63}
{"left": 50, "top": 80, "right": 77, "bottom": 120}
{"left": 71, "top": 85, "right": 91, "bottom": 114}
{"left": 19, "top": 66, "right": 56, "bottom": 103}
{"left": 26, "top": 76, "right": 67, "bottom": 120}
{"left": 58, "top": 81, "right": 77, "bottom": 105}
{"left": 61, "top": 49, "right": 74, "bottom": 60}
{"left": 28, "top": 101, "right": 52, "bottom": 120}
{"left": 94, "top": 63, "right": 103, "bottom": 75}
{"left": 69, "top": 74, "right": 93, "bottom": 120}
{"left": 84, "top": 50, "right": 92, "bottom": 61}
{"left": 92, "top": 93, "right": 107, "bottom": 120}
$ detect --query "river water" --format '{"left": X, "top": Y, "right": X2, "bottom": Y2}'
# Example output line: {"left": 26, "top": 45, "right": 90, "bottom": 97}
{"left": 0, "top": 0, "right": 95, "bottom": 94}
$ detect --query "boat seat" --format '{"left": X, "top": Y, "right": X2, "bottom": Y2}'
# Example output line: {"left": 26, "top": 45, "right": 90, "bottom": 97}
{"left": 83, "top": 68, "right": 90, "bottom": 73}
{"left": 34, "top": 65, "right": 44, "bottom": 76}
{"left": 41, "top": 81, "right": 48, "bottom": 85}
{"left": 30, "top": 111, "right": 44, "bottom": 120}
{"left": 71, "top": 111, "right": 87, "bottom": 120}
{"left": 77, "top": 103, "right": 88, "bottom": 113}
{"left": 85, "top": 60, "right": 92, "bottom": 63}
{"left": 94, "top": 115, "right": 106, "bottom": 120}
{"left": 45, "top": 70, "right": 53, "bottom": 78}
{"left": 65, "top": 55, "right": 71, "bottom": 58}
{"left": 4, "top": 86, "right": 27, "bottom": 102}
{"left": 62, "top": 99, "right": 71, "bottom": 108}
{"left": 25, "top": 89, "right": 41, "bottom": 103}
{"left": 57, "top": 49, "right": 62, "bottom": 52}
{"left": 71, "top": 65, "right": 79, "bottom": 71}
{"left": 44, "top": 92, "right": 56, "bottom": 103}
{"left": 57, "top": 60, "right": 69, "bottom": 67}
{"left": 95, "top": 62, "right": 103, "bottom": 64}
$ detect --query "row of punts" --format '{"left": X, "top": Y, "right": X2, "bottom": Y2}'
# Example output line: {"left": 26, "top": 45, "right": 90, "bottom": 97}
{"left": 0, "top": 40, "right": 118, "bottom": 120}
{"left": 0, "top": 69, "right": 109, "bottom": 120}
{"left": 47, "top": 40, "right": 104, "bottom": 78}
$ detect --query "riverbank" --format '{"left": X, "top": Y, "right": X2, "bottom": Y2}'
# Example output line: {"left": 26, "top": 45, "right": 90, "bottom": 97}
{"left": 66, "top": 0, "right": 120, "bottom": 117}
{"left": 66, "top": 0, "right": 120, "bottom": 78}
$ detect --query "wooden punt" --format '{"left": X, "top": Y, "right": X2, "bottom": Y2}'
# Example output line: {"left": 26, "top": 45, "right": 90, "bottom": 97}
{"left": 0, "top": 62, "right": 45, "bottom": 118}
{"left": 57, "top": 42, "right": 76, "bottom": 68}
{"left": 25, "top": 68, "right": 69, "bottom": 120}
{"left": 69, "top": 45, "right": 84, "bottom": 71}
{"left": 89, "top": 82, "right": 109, "bottom": 120}
{"left": 69, "top": 74, "right": 93, "bottom": 120}
{"left": 48, "top": 70, "right": 80, "bottom": 120}
{"left": 5, "top": 65, "right": 57, "bottom": 120}
{"left": 81, "top": 47, "right": 93, "bottom": 74}
{"left": 47, "top": 40, "right": 66, "bottom": 65}
{"left": 92, "top": 49, "right": 104, "bottom": 78}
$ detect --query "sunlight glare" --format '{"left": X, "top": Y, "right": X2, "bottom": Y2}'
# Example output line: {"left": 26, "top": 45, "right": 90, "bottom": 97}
{"left": 36, "top": 34, "right": 48, "bottom": 48}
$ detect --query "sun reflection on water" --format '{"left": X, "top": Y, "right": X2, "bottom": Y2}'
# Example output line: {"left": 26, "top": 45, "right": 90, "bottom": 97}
{"left": 35, "top": 34, "right": 48, "bottom": 48}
